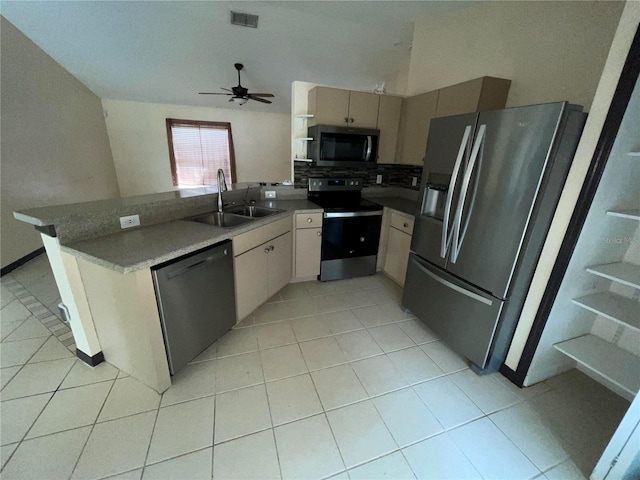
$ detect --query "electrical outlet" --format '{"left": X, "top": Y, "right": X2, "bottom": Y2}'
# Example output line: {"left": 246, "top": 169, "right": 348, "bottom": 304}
{"left": 376, "top": 174, "right": 382, "bottom": 184}
{"left": 265, "top": 191, "right": 276, "bottom": 199}
{"left": 412, "top": 177, "right": 418, "bottom": 187}
{"left": 119, "top": 214, "right": 140, "bottom": 229}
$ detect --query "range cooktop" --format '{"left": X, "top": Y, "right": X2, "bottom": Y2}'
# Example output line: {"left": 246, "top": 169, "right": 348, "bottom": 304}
{"left": 307, "top": 177, "right": 382, "bottom": 213}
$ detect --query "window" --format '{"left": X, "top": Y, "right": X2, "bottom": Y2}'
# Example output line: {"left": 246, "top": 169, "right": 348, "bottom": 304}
{"left": 166, "top": 119, "right": 237, "bottom": 187}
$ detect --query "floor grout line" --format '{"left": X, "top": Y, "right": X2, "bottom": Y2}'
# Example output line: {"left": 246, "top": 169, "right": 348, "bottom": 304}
{"left": 1, "top": 263, "right": 623, "bottom": 478}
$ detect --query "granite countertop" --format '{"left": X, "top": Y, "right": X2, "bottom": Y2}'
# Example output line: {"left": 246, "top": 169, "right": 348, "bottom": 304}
{"left": 63, "top": 199, "right": 321, "bottom": 274}
{"left": 369, "top": 197, "right": 417, "bottom": 216}
{"left": 17, "top": 184, "right": 418, "bottom": 274}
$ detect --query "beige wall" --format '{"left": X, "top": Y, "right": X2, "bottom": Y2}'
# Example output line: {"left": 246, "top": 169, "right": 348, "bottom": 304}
{"left": 408, "top": 1, "right": 624, "bottom": 109}
{"left": 0, "top": 17, "right": 119, "bottom": 268}
{"left": 102, "top": 99, "right": 291, "bottom": 196}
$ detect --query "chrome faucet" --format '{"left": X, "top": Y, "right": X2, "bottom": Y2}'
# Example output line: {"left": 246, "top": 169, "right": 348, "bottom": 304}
{"left": 217, "top": 169, "right": 227, "bottom": 212}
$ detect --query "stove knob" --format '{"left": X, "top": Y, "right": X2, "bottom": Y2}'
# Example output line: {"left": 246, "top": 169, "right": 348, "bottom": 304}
{"left": 360, "top": 237, "right": 365, "bottom": 242}
{"left": 349, "top": 250, "right": 355, "bottom": 254}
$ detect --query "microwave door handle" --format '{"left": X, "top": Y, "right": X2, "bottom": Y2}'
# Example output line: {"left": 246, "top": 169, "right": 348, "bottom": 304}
{"left": 365, "top": 136, "right": 372, "bottom": 161}
{"left": 440, "top": 125, "right": 472, "bottom": 258}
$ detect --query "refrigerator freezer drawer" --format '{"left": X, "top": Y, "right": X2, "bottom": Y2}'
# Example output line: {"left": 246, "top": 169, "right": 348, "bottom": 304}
{"left": 402, "top": 253, "right": 504, "bottom": 369}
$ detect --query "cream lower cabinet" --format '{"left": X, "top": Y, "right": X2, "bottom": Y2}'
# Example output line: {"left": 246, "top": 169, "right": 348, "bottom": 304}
{"left": 294, "top": 212, "right": 323, "bottom": 279}
{"left": 382, "top": 211, "right": 415, "bottom": 286}
{"left": 233, "top": 217, "right": 292, "bottom": 321}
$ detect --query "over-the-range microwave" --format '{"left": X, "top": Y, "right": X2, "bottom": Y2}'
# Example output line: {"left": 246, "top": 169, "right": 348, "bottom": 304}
{"left": 308, "top": 125, "right": 379, "bottom": 168}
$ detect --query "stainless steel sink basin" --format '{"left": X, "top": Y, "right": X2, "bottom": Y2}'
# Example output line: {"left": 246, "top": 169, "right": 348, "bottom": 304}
{"left": 189, "top": 211, "right": 255, "bottom": 228}
{"left": 225, "top": 205, "right": 284, "bottom": 218}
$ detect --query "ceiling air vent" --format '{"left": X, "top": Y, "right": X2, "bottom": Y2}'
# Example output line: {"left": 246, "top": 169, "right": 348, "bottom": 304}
{"left": 230, "top": 11, "right": 259, "bottom": 28}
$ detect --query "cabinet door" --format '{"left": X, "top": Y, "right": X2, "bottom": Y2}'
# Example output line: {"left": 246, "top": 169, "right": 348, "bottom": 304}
{"left": 376, "top": 95, "right": 402, "bottom": 163}
{"left": 383, "top": 227, "right": 411, "bottom": 286}
{"left": 348, "top": 91, "right": 380, "bottom": 128}
{"left": 396, "top": 90, "right": 438, "bottom": 165}
{"left": 267, "top": 232, "right": 292, "bottom": 297}
{"left": 435, "top": 78, "right": 484, "bottom": 118}
{"left": 295, "top": 227, "right": 322, "bottom": 278}
{"left": 309, "top": 87, "right": 350, "bottom": 126}
{"left": 234, "top": 244, "right": 269, "bottom": 321}
{"left": 435, "top": 77, "right": 511, "bottom": 118}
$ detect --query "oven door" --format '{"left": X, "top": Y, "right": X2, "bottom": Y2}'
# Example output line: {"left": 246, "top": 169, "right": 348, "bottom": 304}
{"left": 320, "top": 211, "right": 383, "bottom": 281}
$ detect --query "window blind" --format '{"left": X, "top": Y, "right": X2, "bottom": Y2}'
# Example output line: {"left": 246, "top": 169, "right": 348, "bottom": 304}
{"left": 166, "top": 119, "right": 236, "bottom": 187}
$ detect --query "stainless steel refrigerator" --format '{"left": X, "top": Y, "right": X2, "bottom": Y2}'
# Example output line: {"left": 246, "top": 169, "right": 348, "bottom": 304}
{"left": 402, "top": 102, "right": 587, "bottom": 373}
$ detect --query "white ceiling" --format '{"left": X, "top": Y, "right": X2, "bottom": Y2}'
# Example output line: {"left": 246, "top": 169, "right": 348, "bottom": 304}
{"left": 1, "top": 1, "right": 474, "bottom": 113}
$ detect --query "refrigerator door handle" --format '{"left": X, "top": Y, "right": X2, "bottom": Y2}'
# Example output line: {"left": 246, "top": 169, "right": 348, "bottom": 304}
{"left": 440, "top": 125, "right": 472, "bottom": 258}
{"left": 451, "top": 124, "right": 486, "bottom": 263}
{"left": 411, "top": 256, "right": 493, "bottom": 306}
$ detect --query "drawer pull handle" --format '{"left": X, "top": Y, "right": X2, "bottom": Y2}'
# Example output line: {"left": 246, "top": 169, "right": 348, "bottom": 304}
{"left": 307, "top": 218, "right": 313, "bottom": 223}
{"left": 264, "top": 247, "right": 270, "bottom": 254}
{"left": 404, "top": 223, "right": 409, "bottom": 228}
{"left": 317, "top": 231, "right": 322, "bottom": 236}
{"left": 270, "top": 245, "right": 275, "bottom": 251}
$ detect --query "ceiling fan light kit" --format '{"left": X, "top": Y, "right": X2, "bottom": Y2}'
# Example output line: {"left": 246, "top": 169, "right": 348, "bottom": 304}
{"left": 199, "top": 63, "right": 274, "bottom": 106}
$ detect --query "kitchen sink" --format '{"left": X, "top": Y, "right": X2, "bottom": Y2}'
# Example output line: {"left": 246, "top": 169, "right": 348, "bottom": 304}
{"left": 225, "top": 205, "right": 284, "bottom": 218}
{"left": 189, "top": 211, "right": 255, "bottom": 228}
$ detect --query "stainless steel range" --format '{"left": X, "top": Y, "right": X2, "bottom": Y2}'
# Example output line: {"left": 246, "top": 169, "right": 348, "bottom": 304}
{"left": 308, "top": 177, "right": 383, "bottom": 281}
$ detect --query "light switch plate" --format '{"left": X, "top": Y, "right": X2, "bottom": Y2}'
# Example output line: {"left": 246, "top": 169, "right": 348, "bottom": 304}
{"left": 265, "top": 191, "right": 276, "bottom": 198}
{"left": 412, "top": 177, "right": 418, "bottom": 187}
{"left": 376, "top": 175, "right": 382, "bottom": 184}
{"left": 120, "top": 214, "right": 140, "bottom": 229}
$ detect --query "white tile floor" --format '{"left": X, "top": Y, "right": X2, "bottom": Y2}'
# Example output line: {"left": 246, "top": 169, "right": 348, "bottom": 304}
{"left": 0, "top": 254, "right": 631, "bottom": 480}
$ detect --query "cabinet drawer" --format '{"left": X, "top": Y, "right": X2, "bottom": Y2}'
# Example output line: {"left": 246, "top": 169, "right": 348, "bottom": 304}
{"left": 295, "top": 213, "right": 323, "bottom": 229}
{"left": 233, "top": 216, "right": 292, "bottom": 256}
{"left": 390, "top": 212, "right": 414, "bottom": 235}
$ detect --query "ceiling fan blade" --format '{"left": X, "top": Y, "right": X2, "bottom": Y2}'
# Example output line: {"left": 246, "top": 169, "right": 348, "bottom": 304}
{"left": 199, "top": 92, "right": 232, "bottom": 95}
{"left": 228, "top": 97, "right": 235, "bottom": 102}
{"left": 248, "top": 95, "right": 272, "bottom": 104}
{"left": 221, "top": 87, "right": 233, "bottom": 92}
{"left": 248, "top": 93, "right": 274, "bottom": 97}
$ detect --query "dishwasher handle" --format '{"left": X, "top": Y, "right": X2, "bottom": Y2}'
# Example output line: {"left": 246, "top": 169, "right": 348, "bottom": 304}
{"left": 167, "top": 248, "right": 229, "bottom": 279}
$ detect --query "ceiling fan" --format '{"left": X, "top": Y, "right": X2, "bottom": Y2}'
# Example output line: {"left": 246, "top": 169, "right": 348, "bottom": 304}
{"left": 199, "top": 63, "right": 274, "bottom": 105}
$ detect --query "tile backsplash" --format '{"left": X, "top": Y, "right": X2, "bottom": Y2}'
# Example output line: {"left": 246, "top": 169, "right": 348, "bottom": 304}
{"left": 294, "top": 162, "right": 423, "bottom": 190}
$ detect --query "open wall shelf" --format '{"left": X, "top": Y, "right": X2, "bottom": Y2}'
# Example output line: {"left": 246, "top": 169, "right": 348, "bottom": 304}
{"left": 554, "top": 334, "right": 640, "bottom": 398}
{"left": 572, "top": 291, "right": 640, "bottom": 332}
{"left": 606, "top": 209, "right": 640, "bottom": 221}
{"left": 586, "top": 262, "right": 640, "bottom": 289}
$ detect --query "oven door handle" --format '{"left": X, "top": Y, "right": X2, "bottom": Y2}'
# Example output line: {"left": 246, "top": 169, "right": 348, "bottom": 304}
{"left": 324, "top": 211, "right": 383, "bottom": 218}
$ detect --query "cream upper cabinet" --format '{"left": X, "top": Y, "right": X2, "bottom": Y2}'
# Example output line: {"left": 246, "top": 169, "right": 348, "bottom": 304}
{"left": 435, "top": 76, "right": 511, "bottom": 118}
{"left": 308, "top": 87, "right": 379, "bottom": 128}
{"left": 348, "top": 91, "right": 380, "bottom": 128}
{"left": 396, "top": 76, "right": 510, "bottom": 165}
{"left": 395, "top": 90, "right": 439, "bottom": 166}
{"left": 376, "top": 95, "right": 402, "bottom": 164}
{"left": 308, "top": 87, "right": 350, "bottom": 126}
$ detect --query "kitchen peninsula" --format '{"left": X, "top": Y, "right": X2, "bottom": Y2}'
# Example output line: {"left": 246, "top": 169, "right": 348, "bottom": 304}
{"left": 14, "top": 185, "right": 417, "bottom": 393}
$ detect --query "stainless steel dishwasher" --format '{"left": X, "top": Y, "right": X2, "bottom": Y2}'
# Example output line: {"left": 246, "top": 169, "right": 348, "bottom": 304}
{"left": 152, "top": 240, "right": 236, "bottom": 375}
